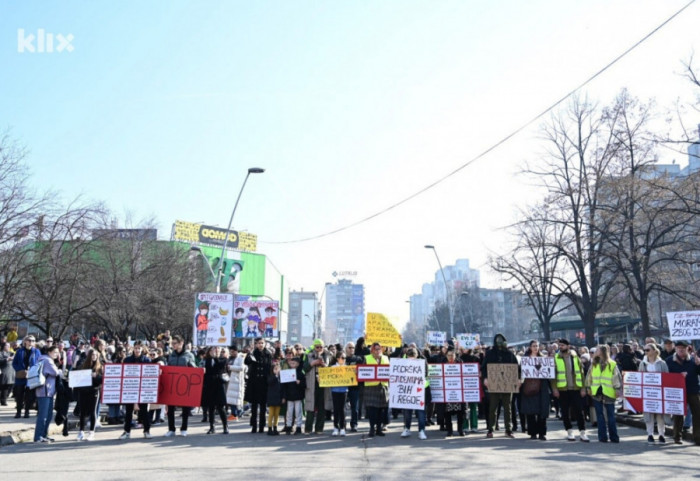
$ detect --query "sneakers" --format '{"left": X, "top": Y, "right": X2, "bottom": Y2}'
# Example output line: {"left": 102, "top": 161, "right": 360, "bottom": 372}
{"left": 340, "top": 429, "right": 346, "bottom": 437}
{"left": 470, "top": 428, "right": 478, "bottom": 434}
{"left": 94, "top": 422, "right": 102, "bottom": 429}
{"left": 164, "top": 430, "right": 176, "bottom": 437}
{"left": 418, "top": 430, "right": 427, "bottom": 440}
{"left": 486, "top": 431, "right": 494, "bottom": 438}
{"left": 179, "top": 430, "right": 188, "bottom": 437}
{"left": 143, "top": 432, "right": 152, "bottom": 439}
{"left": 658, "top": 435, "right": 666, "bottom": 444}
{"left": 566, "top": 429, "right": 575, "bottom": 441}
{"left": 119, "top": 432, "right": 131, "bottom": 440}
{"left": 332, "top": 428, "right": 339, "bottom": 436}
{"left": 76, "top": 431, "right": 85, "bottom": 441}
{"left": 35, "top": 437, "right": 52, "bottom": 443}
{"left": 227, "top": 415, "right": 238, "bottom": 421}
{"left": 401, "top": 429, "right": 411, "bottom": 438}
{"left": 86, "top": 431, "right": 95, "bottom": 441}
{"left": 580, "top": 431, "right": 590, "bottom": 443}
{"left": 647, "top": 435, "right": 655, "bottom": 444}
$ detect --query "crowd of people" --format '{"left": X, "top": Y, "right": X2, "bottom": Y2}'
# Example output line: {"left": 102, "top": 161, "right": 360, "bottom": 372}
{"left": 1, "top": 328, "right": 699, "bottom": 447}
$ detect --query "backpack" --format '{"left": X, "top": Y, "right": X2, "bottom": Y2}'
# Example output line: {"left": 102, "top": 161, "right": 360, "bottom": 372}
{"left": 27, "top": 360, "right": 46, "bottom": 389}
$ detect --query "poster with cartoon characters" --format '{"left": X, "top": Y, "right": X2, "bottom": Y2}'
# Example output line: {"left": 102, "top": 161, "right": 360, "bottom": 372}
{"left": 233, "top": 298, "right": 280, "bottom": 339}
{"left": 193, "top": 293, "right": 234, "bottom": 347}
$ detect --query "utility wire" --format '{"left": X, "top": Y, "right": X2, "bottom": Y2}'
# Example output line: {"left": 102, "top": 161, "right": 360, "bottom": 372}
{"left": 263, "top": 0, "right": 697, "bottom": 245}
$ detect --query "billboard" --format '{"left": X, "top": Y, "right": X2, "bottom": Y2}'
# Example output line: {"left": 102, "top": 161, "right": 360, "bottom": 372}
{"left": 234, "top": 297, "right": 280, "bottom": 339}
{"left": 172, "top": 220, "right": 257, "bottom": 252}
{"left": 193, "top": 293, "right": 234, "bottom": 346}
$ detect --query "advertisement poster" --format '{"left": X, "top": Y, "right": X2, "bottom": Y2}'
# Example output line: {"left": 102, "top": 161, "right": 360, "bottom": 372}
{"left": 193, "top": 293, "right": 234, "bottom": 347}
{"left": 233, "top": 298, "right": 280, "bottom": 338}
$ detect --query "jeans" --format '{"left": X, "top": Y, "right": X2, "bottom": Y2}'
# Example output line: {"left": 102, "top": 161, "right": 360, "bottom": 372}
{"left": 593, "top": 400, "right": 618, "bottom": 442}
{"left": 404, "top": 409, "right": 426, "bottom": 431}
{"left": 286, "top": 400, "right": 303, "bottom": 427}
{"left": 34, "top": 397, "right": 54, "bottom": 441}
{"left": 108, "top": 404, "right": 122, "bottom": 419}
{"left": 347, "top": 388, "right": 360, "bottom": 428}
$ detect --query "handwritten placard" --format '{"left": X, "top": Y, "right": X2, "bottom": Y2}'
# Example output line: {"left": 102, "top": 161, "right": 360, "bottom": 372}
{"left": 520, "top": 357, "right": 555, "bottom": 379}
{"left": 318, "top": 366, "right": 357, "bottom": 387}
{"left": 488, "top": 364, "right": 520, "bottom": 393}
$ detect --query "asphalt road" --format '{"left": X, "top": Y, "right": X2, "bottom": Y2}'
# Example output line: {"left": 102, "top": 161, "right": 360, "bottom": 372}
{"left": 1, "top": 418, "right": 698, "bottom": 481}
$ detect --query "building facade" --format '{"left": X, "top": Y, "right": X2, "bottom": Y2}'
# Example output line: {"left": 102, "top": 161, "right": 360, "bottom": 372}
{"left": 288, "top": 290, "right": 318, "bottom": 347}
{"left": 324, "top": 279, "right": 364, "bottom": 346}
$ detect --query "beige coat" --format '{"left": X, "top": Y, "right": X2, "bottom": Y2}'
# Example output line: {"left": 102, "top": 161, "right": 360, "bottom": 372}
{"left": 303, "top": 349, "right": 332, "bottom": 411}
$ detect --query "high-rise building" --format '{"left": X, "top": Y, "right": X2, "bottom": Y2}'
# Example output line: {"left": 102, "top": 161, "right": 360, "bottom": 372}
{"left": 288, "top": 290, "right": 318, "bottom": 347}
{"left": 324, "top": 279, "right": 364, "bottom": 346}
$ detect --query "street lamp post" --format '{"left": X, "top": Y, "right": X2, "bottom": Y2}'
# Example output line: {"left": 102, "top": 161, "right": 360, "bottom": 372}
{"left": 214, "top": 167, "right": 265, "bottom": 293}
{"left": 425, "top": 245, "right": 454, "bottom": 338}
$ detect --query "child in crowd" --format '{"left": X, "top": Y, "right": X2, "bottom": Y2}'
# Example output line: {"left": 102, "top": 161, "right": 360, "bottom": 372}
{"left": 282, "top": 357, "right": 306, "bottom": 434}
{"left": 331, "top": 351, "right": 348, "bottom": 436}
{"left": 267, "top": 363, "right": 283, "bottom": 435}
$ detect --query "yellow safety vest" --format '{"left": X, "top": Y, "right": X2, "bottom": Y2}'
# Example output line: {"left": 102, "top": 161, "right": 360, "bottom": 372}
{"left": 589, "top": 361, "right": 617, "bottom": 399}
{"left": 555, "top": 353, "right": 583, "bottom": 389}
{"left": 364, "top": 354, "right": 389, "bottom": 387}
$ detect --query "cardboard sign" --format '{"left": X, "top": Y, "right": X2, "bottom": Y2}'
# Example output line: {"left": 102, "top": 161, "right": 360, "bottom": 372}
{"left": 520, "top": 357, "right": 555, "bottom": 379}
{"left": 427, "top": 363, "right": 481, "bottom": 403}
{"left": 366, "top": 313, "right": 402, "bottom": 347}
{"left": 389, "top": 359, "right": 426, "bottom": 410}
{"left": 456, "top": 333, "right": 480, "bottom": 349}
{"left": 356, "top": 364, "right": 390, "bottom": 383}
{"left": 487, "top": 363, "right": 520, "bottom": 393}
{"left": 623, "top": 371, "right": 686, "bottom": 416}
{"left": 427, "top": 331, "right": 447, "bottom": 345}
{"left": 101, "top": 363, "right": 160, "bottom": 404}
{"left": 158, "top": 366, "right": 205, "bottom": 407}
{"left": 666, "top": 311, "right": 700, "bottom": 341}
{"left": 318, "top": 366, "right": 358, "bottom": 387}
{"left": 69, "top": 369, "right": 94, "bottom": 388}
{"left": 280, "top": 369, "right": 297, "bottom": 383}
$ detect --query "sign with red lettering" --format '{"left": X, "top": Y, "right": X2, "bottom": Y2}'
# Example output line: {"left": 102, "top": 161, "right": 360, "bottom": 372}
{"left": 623, "top": 371, "right": 686, "bottom": 416}
{"left": 427, "top": 363, "right": 481, "bottom": 403}
{"left": 158, "top": 366, "right": 205, "bottom": 407}
{"left": 101, "top": 364, "right": 160, "bottom": 404}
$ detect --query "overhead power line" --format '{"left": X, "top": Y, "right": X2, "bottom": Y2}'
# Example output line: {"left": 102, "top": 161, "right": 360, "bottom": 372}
{"left": 263, "top": 0, "right": 697, "bottom": 245}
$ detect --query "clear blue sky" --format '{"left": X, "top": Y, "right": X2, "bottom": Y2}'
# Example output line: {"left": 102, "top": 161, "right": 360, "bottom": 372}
{"left": 2, "top": 1, "right": 699, "bottom": 329}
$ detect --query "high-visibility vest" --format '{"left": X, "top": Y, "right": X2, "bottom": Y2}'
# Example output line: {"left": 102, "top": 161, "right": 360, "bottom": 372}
{"left": 364, "top": 354, "right": 389, "bottom": 387}
{"left": 589, "top": 361, "right": 617, "bottom": 398}
{"left": 554, "top": 353, "right": 583, "bottom": 389}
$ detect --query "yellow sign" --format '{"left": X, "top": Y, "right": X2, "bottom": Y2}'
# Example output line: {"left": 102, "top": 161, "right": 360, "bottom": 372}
{"left": 366, "top": 312, "right": 402, "bottom": 347}
{"left": 318, "top": 366, "right": 358, "bottom": 387}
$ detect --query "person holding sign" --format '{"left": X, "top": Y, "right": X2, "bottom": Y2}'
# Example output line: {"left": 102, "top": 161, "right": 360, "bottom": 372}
{"left": 552, "top": 338, "right": 589, "bottom": 442}
{"left": 119, "top": 342, "right": 153, "bottom": 440}
{"left": 400, "top": 348, "right": 428, "bottom": 440}
{"left": 482, "top": 333, "right": 519, "bottom": 439}
{"left": 364, "top": 342, "right": 390, "bottom": 437}
{"left": 330, "top": 351, "right": 349, "bottom": 436}
{"left": 282, "top": 357, "right": 306, "bottom": 435}
{"left": 303, "top": 339, "right": 332, "bottom": 434}
{"left": 165, "top": 335, "right": 197, "bottom": 437}
{"left": 666, "top": 340, "right": 700, "bottom": 445}
{"left": 520, "top": 340, "right": 552, "bottom": 441}
{"left": 639, "top": 343, "right": 668, "bottom": 444}
{"left": 75, "top": 349, "right": 103, "bottom": 442}
{"left": 585, "top": 345, "right": 621, "bottom": 443}
{"left": 441, "top": 347, "right": 466, "bottom": 437}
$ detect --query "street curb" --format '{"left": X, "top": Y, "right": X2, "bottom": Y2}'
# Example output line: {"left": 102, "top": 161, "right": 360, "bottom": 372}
{"left": 0, "top": 421, "right": 77, "bottom": 447}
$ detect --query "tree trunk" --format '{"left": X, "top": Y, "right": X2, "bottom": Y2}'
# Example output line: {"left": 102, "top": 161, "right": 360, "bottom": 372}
{"left": 583, "top": 311, "right": 596, "bottom": 348}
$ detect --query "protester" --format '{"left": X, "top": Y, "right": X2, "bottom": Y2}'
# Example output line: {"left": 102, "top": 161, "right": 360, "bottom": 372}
{"left": 226, "top": 345, "right": 246, "bottom": 421}
{"left": 364, "top": 342, "right": 390, "bottom": 437}
{"left": 345, "top": 342, "right": 363, "bottom": 432}
{"left": 0, "top": 341, "right": 15, "bottom": 405}
{"left": 442, "top": 347, "right": 466, "bottom": 437}
{"left": 245, "top": 337, "right": 273, "bottom": 433}
{"left": 281, "top": 356, "right": 306, "bottom": 435}
{"left": 330, "top": 351, "right": 349, "bottom": 436}
{"left": 75, "top": 349, "right": 103, "bottom": 441}
{"left": 399, "top": 347, "right": 428, "bottom": 440}
{"left": 165, "top": 335, "right": 197, "bottom": 437}
{"left": 666, "top": 340, "right": 700, "bottom": 445}
{"left": 460, "top": 347, "right": 481, "bottom": 433}
{"left": 267, "top": 363, "right": 283, "bottom": 435}
{"left": 482, "top": 333, "right": 519, "bottom": 438}
{"left": 202, "top": 346, "right": 229, "bottom": 435}
{"left": 12, "top": 335, "right": 41, "bottom": 418}
{"left": 119, "top": 341, "right": 152, "bottom": 440}
{"left": 303, "top": 339, "right": 332, "bottom": 434}
{"left": 552, "top": 338, "right": 589, "bottom": 442}
{"left": 660, "top": 339, "right": 675, "bottom": 361}
{"left": 585, "top": 345, "right": 621, "bottom": 443}
{"left": 33, "top": 344, "right": 61, "bottom": 443}
{"left": 520, "top": 340, "right": 551, "bottom": 440}
{"left": 639, "top": 343, "right": 668, "bottom": 444}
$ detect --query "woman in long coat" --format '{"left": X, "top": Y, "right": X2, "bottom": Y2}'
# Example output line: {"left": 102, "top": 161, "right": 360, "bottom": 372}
{"left": 520, "top": 340, "right": 552, "bottom": 440}
{"left": 244, "top": 338, "right": 272, "bottom": 432}
{"left": 202, "top": 346, "right": 228, "bottom": 434}
{"left": 226, "top": 346, "right": 246, "bottom": 419}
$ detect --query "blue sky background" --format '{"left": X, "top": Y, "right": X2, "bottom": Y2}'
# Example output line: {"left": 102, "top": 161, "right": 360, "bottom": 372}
{"left": 1, "top": 1, "right": 700, "bottom": 330}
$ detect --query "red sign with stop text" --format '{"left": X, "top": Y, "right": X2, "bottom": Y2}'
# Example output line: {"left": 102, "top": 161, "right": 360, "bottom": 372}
{"left": 158, "top": 366, "right": 205, "bottom": 407}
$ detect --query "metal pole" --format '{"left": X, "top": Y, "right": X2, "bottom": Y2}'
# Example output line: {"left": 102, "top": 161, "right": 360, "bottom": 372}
{"left": 425, "top": 245, "right": 454, "bottom": 338}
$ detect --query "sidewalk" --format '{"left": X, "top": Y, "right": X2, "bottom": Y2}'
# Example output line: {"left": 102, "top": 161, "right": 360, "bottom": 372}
{"left": 0, "top": 401, "right": 75, "bottom": 446}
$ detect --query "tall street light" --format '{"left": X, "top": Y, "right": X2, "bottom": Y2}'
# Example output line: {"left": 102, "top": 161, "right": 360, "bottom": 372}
{"left": 425, "top": 244, "right": 454, "bottom": 338}
{"left": 215, "top": 167, "right": 265, "bottom": 293}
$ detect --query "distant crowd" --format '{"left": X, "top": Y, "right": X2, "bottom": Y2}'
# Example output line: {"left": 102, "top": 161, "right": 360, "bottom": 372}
{"left": 1, "top": 327, "right": 698, "bottom": 447}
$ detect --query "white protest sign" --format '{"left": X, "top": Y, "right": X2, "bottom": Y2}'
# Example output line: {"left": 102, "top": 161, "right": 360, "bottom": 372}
{"left": 388, "top": 358, "right": 425, "bottom": 410}
{"left": 520, "top": 357, "right": 555, "bottom": 379}
{"left": 666, "top": 311, "right": 700, "bottom": 340}
{"left": 69, "top": 369, "right": 93, "bottom": 388}
{"left": 427, "top": 331, "right": 447, "bottom": 345}
{"left": 456, "top": 333, "right": 480, "bottom": 349}
{"left": 280, "top": 369, "right": 297, "bottom": 383}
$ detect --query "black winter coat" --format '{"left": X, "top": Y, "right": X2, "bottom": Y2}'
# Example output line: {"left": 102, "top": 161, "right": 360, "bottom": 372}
{"left": 244, "top": 348, "right": 272, "bottom": 403}
{"left": 281, "top": 366, "right": 306, "bottom": 401}
{"left": 267, "top": 374, "right": 283, "bottom": 406}
{"left": 202, "top": 357, "right": 227, "bottom": 407}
